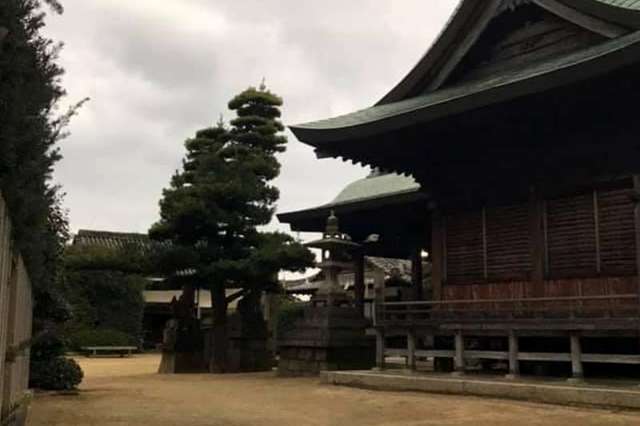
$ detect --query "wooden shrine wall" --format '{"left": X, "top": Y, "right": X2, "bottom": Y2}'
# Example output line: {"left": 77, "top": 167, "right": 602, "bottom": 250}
{"left": 0, "top": 193, "right": 33, "bottom": 424}
{"left": 433, "top": 178, "right": 638, "bottom": 301}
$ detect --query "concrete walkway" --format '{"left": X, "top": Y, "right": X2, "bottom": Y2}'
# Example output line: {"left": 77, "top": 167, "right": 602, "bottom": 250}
{"left": 29, "top": 355, "right": 640, "bottom": 425}
{"left": 323, "top": 369, "right": 640, "bottom": 410}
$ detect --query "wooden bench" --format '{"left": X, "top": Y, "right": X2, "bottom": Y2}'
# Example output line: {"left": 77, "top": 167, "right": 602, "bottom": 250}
{"left": 81, "top": 346, "right": 137, "bottom": 357}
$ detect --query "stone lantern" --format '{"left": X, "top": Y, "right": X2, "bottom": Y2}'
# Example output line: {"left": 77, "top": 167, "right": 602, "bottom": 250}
{"left": 277, "top": 212, "right": 374, "bottom": 376}
{"left": 305, "top": 211, "right": 360, "bottom": 308}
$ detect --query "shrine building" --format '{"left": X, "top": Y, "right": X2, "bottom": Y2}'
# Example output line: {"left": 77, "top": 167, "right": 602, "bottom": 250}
{"left": 280, "top": 0, "right": 640, "bottom": 380}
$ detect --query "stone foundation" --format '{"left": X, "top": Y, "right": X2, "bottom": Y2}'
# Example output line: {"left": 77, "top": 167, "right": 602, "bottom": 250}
{"left": 203, "top": 312, "right": 274, "bottom": 373}
{"left": 278, "top": 305, "right": 375, "bottom": 377}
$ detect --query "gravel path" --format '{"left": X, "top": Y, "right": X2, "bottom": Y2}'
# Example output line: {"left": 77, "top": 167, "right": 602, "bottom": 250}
{"left": 29, "top": 354, "right": 640, "bottom": 426}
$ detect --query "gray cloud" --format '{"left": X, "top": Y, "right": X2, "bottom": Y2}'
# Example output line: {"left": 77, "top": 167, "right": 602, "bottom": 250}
{"left": 44, "top": 0, "right": 457, "bottom": 236}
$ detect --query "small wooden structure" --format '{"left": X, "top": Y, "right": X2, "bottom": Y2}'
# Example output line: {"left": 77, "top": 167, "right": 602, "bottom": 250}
{"left": 285, "top": 0, "right": 640, "bottom": 380}
{"left": 0, "top": 194, "right": 33, "bottom": 426}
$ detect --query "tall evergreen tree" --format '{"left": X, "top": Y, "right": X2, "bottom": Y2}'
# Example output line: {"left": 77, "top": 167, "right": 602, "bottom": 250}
{"left": 0, "top": 0, "right": 84, "bottom": 295}
{"left": 150, "top": 85, "right": 313, "bottom": 372}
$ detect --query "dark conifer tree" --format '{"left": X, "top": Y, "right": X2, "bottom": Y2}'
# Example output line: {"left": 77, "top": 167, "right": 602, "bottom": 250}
{"left": 151, "top": 86, "right": 313, "bottom": 372}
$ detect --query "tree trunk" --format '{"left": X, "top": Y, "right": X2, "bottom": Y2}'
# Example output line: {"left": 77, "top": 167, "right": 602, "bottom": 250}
{"left": 210, "top": 283, "right": 229, "bottom": 373}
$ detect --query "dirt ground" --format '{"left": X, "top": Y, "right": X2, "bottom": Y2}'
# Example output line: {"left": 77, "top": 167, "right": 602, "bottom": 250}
{"left": 29, "top": 354, "right": 640, "bottom": 426}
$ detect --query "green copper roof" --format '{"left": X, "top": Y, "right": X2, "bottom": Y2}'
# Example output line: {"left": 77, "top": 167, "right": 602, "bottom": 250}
{"left": 594, "top": 0, "right": 640, "bottom": 11}
{"left": 277, "top": 172, "right": 424, "bottom": 227}
{"left": 291, "top": 30, "right": 640, "bottom": 145}
{"left": 331, "top": 173, "right": 420, "bottom": 206}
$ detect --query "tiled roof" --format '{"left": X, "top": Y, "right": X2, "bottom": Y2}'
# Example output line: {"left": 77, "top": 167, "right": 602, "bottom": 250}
{"left": 143, "top": 289, "right": 242, "bottom": 311}
{"left": 366, "top": 257, "right": 412, "bottom": 281}
{"left": 282, "top": 256, "right": 414, "bottom": 294}
{"left": 73, "top": 230, "right": 151, "bottom": 250}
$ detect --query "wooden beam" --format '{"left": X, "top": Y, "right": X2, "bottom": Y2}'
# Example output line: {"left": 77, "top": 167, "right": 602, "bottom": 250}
{"left": 375, "top": 329, "right": 386, "bottom": 370}
{"left": 507, "top": 331, "right": 520, "bottom": 378}
{"left": 534, "top": 0, "right": 628, "bottom": 39}
{"left": 427, "top": 0, "right": 503, "bottom": 91}
{"left": 569, "top": 333, "right": 584, "bottom": 382}
{"left": 407, "top": 330, "right": 416, "bottom": 371}
{"left": 482, "top": 207, "right": 488, "bottom": 280}
{"left": 529, "top": 187, "right": 545, "bottom": 297}
{"left": 353, "top": 249, "right": 365, "bottom": 316}
{"left": 411, "top": 245, "right": 424, "bottom": 301}
{"left": 593, "top": 189, "right": 601, "bottom": 274}
{"left": 453, "top": 331, "right": 465, "bottom": 376}
{"left": 431, "top": 211, "right": 444, "bottom": 301}
{"left": 633, "top": 176, "right": 640, "bottom": 306}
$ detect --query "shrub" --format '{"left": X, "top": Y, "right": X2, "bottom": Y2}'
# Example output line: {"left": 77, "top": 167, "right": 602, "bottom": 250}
{"left": 67, "top": 328, "right": 133, "bottom": 351}
{"left": 62, "top": 270, "right": 146, "bottom": 345}
{"left": 30, "top": 357, "right": 83, "bottom": 391}
{"left": 30, "top": 333, "right": 65, "bottom": 363}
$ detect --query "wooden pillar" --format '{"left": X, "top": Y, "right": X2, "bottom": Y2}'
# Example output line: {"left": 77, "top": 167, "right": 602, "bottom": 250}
{"left": 506, "top": 331, "right": 520, "bottom": 379}
{"left": 453, "top": 331, "right": 465, "bottom": 376}
{"left": 372, "top": 269, "right": 385, "bottom": 326}
{"left": 529, "top": 186, "right": 545, "bottom": 297}
{"left": 411, "top": 245, "right": 424, "bottom": 301}
{"left": 569, "top": 333, "right": 584, "bottom": 382}
{"left": 353, "top": 249, "right": 365, "bottom": 316}
{"left": 431, "top": 211, "right": 444, "bottom": 301}
{"left": 407, "top": 330, "right": 416, "bottom": 371}
{"left": 375, "top": 329, "right": 385, "bottom": 370}
{"left": 633, "top": 176, "right": 640, "bottom": 306}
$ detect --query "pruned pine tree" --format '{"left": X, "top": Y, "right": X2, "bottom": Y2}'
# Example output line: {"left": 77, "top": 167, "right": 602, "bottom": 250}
{"left": 150, "top": 85, "right": 313, "bottom": 372}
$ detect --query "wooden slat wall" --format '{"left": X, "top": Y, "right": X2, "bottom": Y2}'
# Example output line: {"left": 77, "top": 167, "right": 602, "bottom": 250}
{"left": 445, "top": 211, "right": 484, "bottom": 285}
{"left": 486, "top": 204, "right": 531, "bottom": 281}
{"left": 441, "top": 178, "right": 638, "bottom": 302}
{"left": 598, "top": 185, "right": 636, "bottom": 275}
{"left": 546, "top": 192, "right": 597, "bottom": 277}
{"left": 443, "top": 276, "right": 636, "bottom": 301}
{"left": 0, "top": 194, "right": 33, "bottom": 422}
{"left": 0, "top": 194, "right": 13, "bottom": 420}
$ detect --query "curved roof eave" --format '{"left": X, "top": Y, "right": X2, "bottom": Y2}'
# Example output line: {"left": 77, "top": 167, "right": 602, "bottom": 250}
{"left": 290, "top": 30, "right": 640, "bottom": 146}
{"left": 377, "top": 0, "right": 491, "bottom": 105}
{"left": 277, "top": 188, "right": 426, "bottom": 227}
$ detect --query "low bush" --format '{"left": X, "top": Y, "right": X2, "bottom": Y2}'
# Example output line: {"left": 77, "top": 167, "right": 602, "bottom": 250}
{"left": 30, "top": 357, "right": 83, "bottom": 391}
{"left": 67, "top": 328, "right": 134, "bottom": 351}
{"left": 30, "top": 333, "right": 65, "bottom": 362}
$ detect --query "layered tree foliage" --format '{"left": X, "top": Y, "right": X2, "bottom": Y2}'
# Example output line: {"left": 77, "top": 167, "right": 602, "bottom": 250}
{"left": 0, "top": 0, "right": 83, "bottom": 304}
{"left": 1, "top": 0, "right": 86, "bottom": 389}
{"left": 150, "top": 85, "right": 314, "bottom": 372}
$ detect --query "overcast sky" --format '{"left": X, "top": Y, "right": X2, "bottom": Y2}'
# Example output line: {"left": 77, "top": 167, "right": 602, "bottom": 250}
{"left": 44, "top": 0, "right": 458, "bottom": 237}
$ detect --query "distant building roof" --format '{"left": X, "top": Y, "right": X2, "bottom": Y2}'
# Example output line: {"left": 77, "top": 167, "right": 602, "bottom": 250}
{"left": 282, "top": 256, "right": 413, "bottom": 294}
{"left": 143, "top": 289, "right": 242, "bottom": 311}
{"left": 74, "top": 230, "right": 151, "bottom": 250}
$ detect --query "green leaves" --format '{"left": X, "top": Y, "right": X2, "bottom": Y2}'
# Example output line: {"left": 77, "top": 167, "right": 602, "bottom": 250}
{"left": 150, "top": 83, "right": 313, "bottom": 296}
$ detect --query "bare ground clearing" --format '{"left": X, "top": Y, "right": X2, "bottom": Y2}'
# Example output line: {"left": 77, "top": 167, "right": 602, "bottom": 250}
{"left": 29, "top": 354, "right": 640, "bottom": 426}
